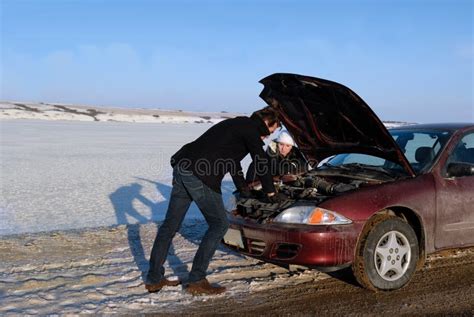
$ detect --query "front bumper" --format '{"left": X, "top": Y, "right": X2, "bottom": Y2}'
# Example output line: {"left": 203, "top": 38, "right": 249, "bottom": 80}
{"left": 223, "top": 216, "right": 363, "bottom": 270}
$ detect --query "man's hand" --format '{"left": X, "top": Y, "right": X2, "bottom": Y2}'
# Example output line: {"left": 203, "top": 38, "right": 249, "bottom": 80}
{"left": 262, "top": 192, "right": 288, "bottom": 204}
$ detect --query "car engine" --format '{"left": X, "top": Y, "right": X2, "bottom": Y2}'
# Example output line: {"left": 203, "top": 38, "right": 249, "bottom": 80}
{"left": 233, "top": 171, "right": 379, "bottom": 222}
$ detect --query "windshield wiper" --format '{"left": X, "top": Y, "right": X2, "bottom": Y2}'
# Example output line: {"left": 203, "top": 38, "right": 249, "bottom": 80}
{"left": 321, "top": 162, "right": 336, "bottom": 168}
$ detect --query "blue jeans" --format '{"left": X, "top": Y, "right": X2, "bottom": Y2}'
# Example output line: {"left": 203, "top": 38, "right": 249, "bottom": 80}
{"left": 147, "top": 166, "right": 229, "bottom": 284}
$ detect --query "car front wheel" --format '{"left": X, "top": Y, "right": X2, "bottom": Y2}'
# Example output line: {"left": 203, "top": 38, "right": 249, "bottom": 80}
{"left": 353, "top": 214, "right": 419, "bottom": 291}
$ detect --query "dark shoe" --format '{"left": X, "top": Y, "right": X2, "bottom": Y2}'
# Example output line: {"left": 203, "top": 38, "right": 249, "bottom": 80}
{"left": 185, "top": 278, "right": 226, "bottom": 295}
{"left": 145, "top": 278, "right": 181, "bottom": 293}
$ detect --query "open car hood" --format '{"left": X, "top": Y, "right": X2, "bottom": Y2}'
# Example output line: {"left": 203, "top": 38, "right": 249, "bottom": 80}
{"left": 259, "top": 73, "right": 415, "bottom": 177}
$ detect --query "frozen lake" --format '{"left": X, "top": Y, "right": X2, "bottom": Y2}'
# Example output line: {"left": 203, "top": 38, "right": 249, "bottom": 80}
{"left": 0, "top": 120, "right": 242, "bottom": 235}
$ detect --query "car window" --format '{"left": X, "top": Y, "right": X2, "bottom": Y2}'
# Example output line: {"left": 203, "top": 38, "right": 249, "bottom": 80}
{"left": 327, "top": 129, "right": 452, "bottom": 175}
{"left": 391, "top": 130, "right": 451, "bottom": 173}
{"left": 448, "top": 132, "right": 474, "bottom": 165}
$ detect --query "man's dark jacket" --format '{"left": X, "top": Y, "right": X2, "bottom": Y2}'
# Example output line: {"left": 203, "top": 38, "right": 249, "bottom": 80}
{"left": 171, "top": 115, "right": 276, "bottom": 194}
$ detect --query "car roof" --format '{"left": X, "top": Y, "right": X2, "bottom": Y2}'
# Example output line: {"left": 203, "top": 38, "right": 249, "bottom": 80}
{"left": 390, "top": 123, "right": 474, "bottom": 131}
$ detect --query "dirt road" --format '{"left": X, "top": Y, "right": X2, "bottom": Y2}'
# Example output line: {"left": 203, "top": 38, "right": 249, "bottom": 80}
{"left": 183, "top": 248, "right": 474, "bottom": 316}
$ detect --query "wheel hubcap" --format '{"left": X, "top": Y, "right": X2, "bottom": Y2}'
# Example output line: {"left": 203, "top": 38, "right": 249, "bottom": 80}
{"left": 374, "top": 230, "right": 411, "bottom": 281}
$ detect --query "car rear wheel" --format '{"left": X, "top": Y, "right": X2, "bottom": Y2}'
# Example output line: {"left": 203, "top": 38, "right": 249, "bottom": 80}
{"left": 353, "top": 214, "right": 419, "bottom": 291}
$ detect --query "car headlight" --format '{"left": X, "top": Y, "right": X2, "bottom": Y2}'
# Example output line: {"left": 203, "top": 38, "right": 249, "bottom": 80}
{"left": 273, "top": 206, "right": 352, "bottom": 225}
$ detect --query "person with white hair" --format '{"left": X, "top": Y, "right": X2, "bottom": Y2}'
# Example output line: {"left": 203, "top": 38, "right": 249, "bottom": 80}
{"left": 245, "top": 130, "right": 308, "bottom": 183}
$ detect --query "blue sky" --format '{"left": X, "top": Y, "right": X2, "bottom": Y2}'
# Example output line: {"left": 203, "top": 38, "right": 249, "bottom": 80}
{"left": 1, "top": 0, "right": 472, "bottom": 122}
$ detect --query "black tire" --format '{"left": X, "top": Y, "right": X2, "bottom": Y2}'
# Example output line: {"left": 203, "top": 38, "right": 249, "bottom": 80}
{"left": 353, "top": 214, "right": 419, "bottom": 291}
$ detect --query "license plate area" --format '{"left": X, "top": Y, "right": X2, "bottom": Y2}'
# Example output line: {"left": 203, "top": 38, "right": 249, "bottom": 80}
{"left": 223, "top": 228, "right": 244, "bottom": 249}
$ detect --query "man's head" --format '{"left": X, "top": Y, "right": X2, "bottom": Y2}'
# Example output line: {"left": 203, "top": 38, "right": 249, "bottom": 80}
{"left": 251, "top": 106, "right": 281, "bottom": 138}
{"left": 275, "top": 131, "right": 295, "bottom": 157}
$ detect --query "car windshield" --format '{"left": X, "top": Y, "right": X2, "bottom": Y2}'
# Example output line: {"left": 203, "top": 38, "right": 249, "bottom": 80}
{"left": 326, "top": 129, "right": 453, "bottom": 175}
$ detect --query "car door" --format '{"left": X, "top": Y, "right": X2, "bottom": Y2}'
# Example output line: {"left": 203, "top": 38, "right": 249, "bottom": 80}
{"left": 435, "top": 130, "right": 474, "bottom": 249}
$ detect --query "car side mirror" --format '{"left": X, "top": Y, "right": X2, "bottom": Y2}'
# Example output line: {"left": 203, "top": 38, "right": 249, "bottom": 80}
{"left": 446, "top": 162, "right": 474, "bottom": 178}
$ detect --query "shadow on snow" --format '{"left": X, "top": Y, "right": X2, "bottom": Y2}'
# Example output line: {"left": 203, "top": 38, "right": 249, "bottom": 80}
{"left": 109, "top": 177, "right": 241, "bottom": 282}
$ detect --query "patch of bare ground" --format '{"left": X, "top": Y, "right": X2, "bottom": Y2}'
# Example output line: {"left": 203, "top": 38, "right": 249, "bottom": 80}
{"left": 14, "top": 103, "right": 41, "bottom": 112}
{"left": 173, "top": 247, "right": 474, "bottom": 316}
{"left": 53, "top": 105, "right": 105, "bottom": 121}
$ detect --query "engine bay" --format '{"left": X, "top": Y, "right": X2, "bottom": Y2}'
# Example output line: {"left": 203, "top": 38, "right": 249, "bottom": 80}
{"left": 234, "top": 171, "right": 385, "bottom": 222}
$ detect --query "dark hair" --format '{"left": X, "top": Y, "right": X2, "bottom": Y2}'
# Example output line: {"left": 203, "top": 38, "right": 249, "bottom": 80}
{"left": 252, "top": 106, "right": 280, "bottom": 127}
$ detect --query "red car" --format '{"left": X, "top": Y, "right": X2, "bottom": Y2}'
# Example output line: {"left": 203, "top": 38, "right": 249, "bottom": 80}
{"left": 223, "top": 73, "right": 474, "bottom": 291}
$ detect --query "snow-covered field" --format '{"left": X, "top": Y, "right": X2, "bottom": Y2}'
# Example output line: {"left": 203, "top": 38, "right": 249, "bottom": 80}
{"left": 0, "top": 119, "right": 242, "bottom": 235}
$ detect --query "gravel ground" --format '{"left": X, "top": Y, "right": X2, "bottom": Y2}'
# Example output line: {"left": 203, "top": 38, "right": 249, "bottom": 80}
{"left": 1, "top": 222, "right": 472, "bottom": 315}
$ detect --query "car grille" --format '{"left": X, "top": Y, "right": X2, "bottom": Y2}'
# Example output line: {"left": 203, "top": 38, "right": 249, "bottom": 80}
{"left": 248, "top": 239, "right": 266, "bottom": 255}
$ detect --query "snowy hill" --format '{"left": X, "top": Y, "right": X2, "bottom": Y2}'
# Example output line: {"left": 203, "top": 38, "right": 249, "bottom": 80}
{"left": 0, "top": 101, "right": 240, "bottom": 124}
